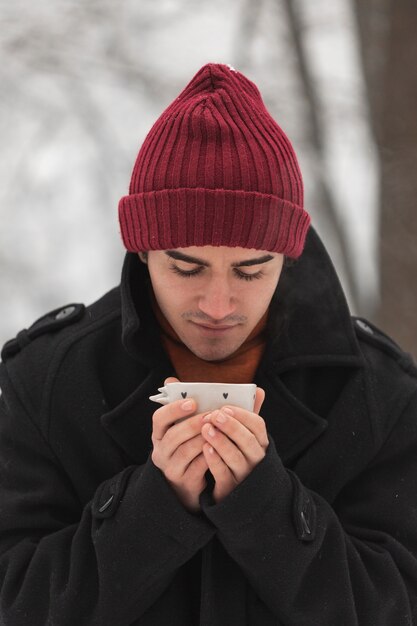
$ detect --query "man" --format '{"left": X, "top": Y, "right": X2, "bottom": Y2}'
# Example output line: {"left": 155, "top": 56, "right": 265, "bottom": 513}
{"left": 0, "top": 63, "right": 416, "bottom": 625}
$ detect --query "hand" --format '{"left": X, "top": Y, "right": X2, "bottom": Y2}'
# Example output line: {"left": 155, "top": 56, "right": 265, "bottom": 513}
{"left": 151, "top": 378, "right": 209, "bottom": 513}
{"left": 200, "top": 388, "right": 268, "bottom": 503}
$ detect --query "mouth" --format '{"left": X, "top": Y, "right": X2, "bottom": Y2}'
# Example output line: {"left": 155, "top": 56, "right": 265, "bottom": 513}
{"left": 190, "top": 321, "right": 237, "bottom": 334}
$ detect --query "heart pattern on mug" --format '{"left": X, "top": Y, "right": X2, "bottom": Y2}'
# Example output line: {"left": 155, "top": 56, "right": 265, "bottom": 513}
{"left": 181, "top": 392, "right": 187, "bottom": 398}
{"left": 223, "top": 393, "right": 228, "bottom": 399}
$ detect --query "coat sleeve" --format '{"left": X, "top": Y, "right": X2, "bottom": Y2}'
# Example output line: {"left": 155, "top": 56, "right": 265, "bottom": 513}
{"left": 201, "top": 389, "right": 417, "bottom": 624}
{"left": 0, "top": 369, "right": 214, "bottom": 626}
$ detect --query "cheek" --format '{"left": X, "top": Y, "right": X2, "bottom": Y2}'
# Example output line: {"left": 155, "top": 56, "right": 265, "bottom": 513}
{"left": 151, "top": 275, "right": 195, "bottom": 313}
{"left": 240, "top": 279, "right": 278, "bottom": 315}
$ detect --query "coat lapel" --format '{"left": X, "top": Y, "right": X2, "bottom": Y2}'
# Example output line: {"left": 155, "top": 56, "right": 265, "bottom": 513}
{"left": 294, "top": 367, "right": 375, "bottom": 503}
{"left": 256, "top": 227, "right": 366, "bottom": 466}
{"left": 101, "top": 366, "right": 172, "bottom": 464}
{"left": 258, "top": 367, "right": 328, "bottom": 465}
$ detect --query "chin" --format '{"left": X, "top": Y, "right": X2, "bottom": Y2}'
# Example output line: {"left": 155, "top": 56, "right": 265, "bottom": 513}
{"left": 187, "top": 343, "right": 237, "bottom": 362}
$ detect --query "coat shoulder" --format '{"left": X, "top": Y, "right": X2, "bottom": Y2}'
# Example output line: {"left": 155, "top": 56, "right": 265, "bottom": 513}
{"left": 0, "top": 287, "right": 122, "bottom": 414}
{"left": 351, "top": 317, "right": 417, "bottom": 441}
{"left": 352, "top": 316, "right": 417, "bottom": 378}
{"left": 352, "top": 315, "right": 417, "bottom": 420}
{"left": 1, "top": 287, "right": 121, "bottom": 364}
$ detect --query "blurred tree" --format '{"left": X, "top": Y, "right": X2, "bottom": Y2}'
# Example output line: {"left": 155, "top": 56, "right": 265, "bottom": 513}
{"left": 354, "top": 0, "right": 417, "bottom": 357}
{"left": 282, "top": 0, "right": 360, "bottom": 311}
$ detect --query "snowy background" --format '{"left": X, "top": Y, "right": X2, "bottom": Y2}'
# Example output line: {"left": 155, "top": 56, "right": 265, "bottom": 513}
{"left": 0, "top": 0, "right": 381, "bottom": 347}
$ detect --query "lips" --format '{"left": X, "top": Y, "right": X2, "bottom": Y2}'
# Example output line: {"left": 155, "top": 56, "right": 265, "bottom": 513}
{"left": 198, "top": 324, "right": 235, "bottom": 330}
{"left": 191, "top": 321, "right": 236, "bottom": 333}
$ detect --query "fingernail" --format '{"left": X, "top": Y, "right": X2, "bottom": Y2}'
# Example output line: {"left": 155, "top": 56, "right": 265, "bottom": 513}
{"left": 181, "top": 400, "right": 194, "bottom": 411}
{"left": 215, "top": 411, "right": 227, "bottom": 424}
{"left": 208, "top": 426, "right": 216, "bottom": 437}
{"left": 223, "top": 407, "right": 234, "bottom": 416}
{"left": 203, "top": 412, "right": 212, "bottom": 421}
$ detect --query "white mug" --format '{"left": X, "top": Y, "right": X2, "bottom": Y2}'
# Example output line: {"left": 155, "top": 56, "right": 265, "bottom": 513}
{"left": 149, "top": 382, "right": 257, "bottom": 413}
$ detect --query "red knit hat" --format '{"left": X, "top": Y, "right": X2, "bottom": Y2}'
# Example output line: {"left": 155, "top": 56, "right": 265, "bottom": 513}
{"left": 118, "top": 63, "right": 310, "bottom": 257}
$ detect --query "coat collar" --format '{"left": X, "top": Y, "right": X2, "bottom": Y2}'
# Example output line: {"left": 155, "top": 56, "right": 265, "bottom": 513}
{"left": 102, "top": 227, "right": 367, "bottom": 465}
{"left": 263, "top": 227, "right": 363, "bottom": 369}
{"left": 119, "top": 252, "right": 171, "bottom": 369}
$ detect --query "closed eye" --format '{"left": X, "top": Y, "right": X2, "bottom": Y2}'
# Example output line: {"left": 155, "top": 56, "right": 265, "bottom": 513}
{"left": 169, "top": 264, "right": 203, "bottom": 278}
{"left": 169, "top": 264, "right": 264, "bottom": 281}
{"left": 234, "top": 268, "right": 264, "bottom": 281}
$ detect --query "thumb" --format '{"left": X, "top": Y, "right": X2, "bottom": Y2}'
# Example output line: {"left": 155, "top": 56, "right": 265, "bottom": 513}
{"left": 164, "top": 376, "right": 180, "bottom": 384}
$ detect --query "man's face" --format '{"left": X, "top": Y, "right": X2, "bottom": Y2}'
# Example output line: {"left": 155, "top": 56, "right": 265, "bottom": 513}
{"left": 143, "top": 245, "right": 284, "bottom": 361}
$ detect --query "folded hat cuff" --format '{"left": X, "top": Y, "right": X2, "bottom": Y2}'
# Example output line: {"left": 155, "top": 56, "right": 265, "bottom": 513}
{"left": 118, "top": 187, "right": 310, "bottom": 258}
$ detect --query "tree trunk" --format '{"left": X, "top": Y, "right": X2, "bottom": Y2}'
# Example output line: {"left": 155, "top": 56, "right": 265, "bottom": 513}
{"left": 354, "top": 0, "right": 417, "bottom": 357}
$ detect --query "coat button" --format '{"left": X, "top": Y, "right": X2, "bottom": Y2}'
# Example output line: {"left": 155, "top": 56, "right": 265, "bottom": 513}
{"left": 98, "top": 495, "right": 114, "bottom": 513}
{"left": 356, "top": 319, "right": 374, "bottom": 334}
{"left": 55, "top": 306, "right": 76, "bottom": 320}
{"left": 300, "top": 511, "right": 311, "bottom": 537}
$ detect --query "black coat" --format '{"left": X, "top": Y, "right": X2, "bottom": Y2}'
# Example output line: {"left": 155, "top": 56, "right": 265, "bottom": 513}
{"left": 1, "top": 228, "right": 417, "bottom": 625}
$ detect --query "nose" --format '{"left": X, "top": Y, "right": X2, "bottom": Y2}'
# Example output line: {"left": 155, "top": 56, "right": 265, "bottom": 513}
{"left": 198, "top": 277, "right": 236, "bottom": 321}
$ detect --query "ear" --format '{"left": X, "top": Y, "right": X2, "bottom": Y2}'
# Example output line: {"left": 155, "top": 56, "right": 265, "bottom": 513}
{"left": 138, "top": 252, "right": 148, "bottom": 264}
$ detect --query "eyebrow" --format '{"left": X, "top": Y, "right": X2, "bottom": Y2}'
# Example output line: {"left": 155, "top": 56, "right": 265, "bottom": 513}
{"left": 165, "top": 250, "right": 274, "bottom": 267}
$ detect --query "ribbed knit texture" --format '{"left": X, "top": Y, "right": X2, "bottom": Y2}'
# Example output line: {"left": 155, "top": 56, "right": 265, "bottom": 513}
{"left": 119, "top": 63, "right": 310, "bottom": 257}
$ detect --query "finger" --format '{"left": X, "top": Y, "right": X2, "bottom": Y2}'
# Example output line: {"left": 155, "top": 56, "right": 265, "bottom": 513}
{"left": 215, "top": 405, "right": 269, "bottom": 449}
{"left": 165, "top": 434, "right": 206, "bottom": 478}
{"left": 162, "top": 450, "right": 208, "bottom": 513}
{"left": 201, "top": 423, "right": 249, "bottom": 482}
{"left": 183, "top": 451, "right": 209, "bottom": 483}
{"left": 164, "top": 376, "right": 180, "bottom": 384}
{"left": 253, "top": 386, "right": 265, "bottom": 415}
{"left": 203, "top": 412, "right": 266, "bottom": 467}
{"left": 152, "top": 397, "right": 197, "bottom": 440}
{"left": 154, "top": 406, "right": 211, "bottom": 462}
{"left": 202, "top": 442, "right": 237, "bottom": 497}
